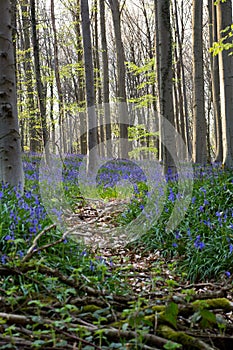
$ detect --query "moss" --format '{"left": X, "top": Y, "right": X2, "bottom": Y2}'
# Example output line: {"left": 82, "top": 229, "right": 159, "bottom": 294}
{"left": 192, "top": 298, "right": 233, "bottom": 311}
{"left": 81, "top": 304, "right": 101, "bottom": 313}
{"left": 158, "top": 325, "right": 201, "bottom": 350}
{"left": 151, "top": 305, "right": 165, "bottom": 312}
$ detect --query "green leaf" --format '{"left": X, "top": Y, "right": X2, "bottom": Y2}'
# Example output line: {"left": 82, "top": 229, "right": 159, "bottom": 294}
{"left": 163, "top": 302, "right": 178, "bottom": 329}
{"left": 200, "top": 309, "right": 216, "bottom": 329}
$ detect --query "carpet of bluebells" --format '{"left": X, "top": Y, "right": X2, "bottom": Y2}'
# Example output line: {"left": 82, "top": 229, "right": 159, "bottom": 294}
{"left": 0, "top": 153, "right": 233, "bottom": 282}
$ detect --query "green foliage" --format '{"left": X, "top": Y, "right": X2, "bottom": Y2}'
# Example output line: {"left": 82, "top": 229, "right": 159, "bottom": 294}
{"left": 210, "top": 24, "right": 233, "bottom": 55}
{"left": 135, "top": 166, "right": 233, "bottom": 282}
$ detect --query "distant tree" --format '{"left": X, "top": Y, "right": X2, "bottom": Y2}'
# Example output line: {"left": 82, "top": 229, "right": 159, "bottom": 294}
{"left": 107, "top": 0, "right": 129, "bottom": 159}
{"left": 0, "top": 0, "right": 24, "bottom": 186}
{"left": 99, "top": 0, "right": 112, "bottom": 158}
{"left": 30, "top": 0, "right": 49, "bottom": 158}
{"left": 192, "top": 0, "right": 207, "bottom": 164}
{"left": 51, "top": 0, "right": 66, "bottom": 153}
{"left": 173, "top": 0, "right": 191, "bottom": 159}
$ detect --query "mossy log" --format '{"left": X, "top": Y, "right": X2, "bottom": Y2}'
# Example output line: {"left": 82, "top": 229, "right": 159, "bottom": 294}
{"left": 158, "top": 325, "right": 217, "bottom": 350}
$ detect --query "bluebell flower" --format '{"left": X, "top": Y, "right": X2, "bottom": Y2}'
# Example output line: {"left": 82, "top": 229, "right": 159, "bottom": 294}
{"left": 225, "top": 271, "right": 231, "bottom": 278}
{"left": 90, "top": 261, "right": 95, "bottom": 271}
{"left": 200, "top": 187, "right": 206, "bottom": 196}
{"left": 199, "top": 205, "right": 204, "bottom": 212}
{"left": 194, "top": 235, "right": 205, "bottom": 250}
{"left": 187, "top": 228, "right": 191, "bottom": 237}
{"left": 1, "top": 255, "right": 7, "bottom": 264}
{"left": 25, "top": 191, "right": 32, "bottom": 199}
{"left": 191, "top": 197, "right": 196, "bottom": 204}
{"left": 168, "top": 188, "right": 175, "bottom": 202}
{"left": 81, "top": 250, "right": 87, "bottom": 256}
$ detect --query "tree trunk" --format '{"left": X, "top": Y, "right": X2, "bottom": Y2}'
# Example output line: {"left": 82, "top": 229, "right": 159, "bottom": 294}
{"left": 208, "top": 0, "right": 223, "bottom": 163}
{"left": 192, "top": 0, "right": 207, "bottom": 164}
{"left": 51, "top": 0, "right": 66, "bottom": 153}
{"left": 173, "top": 0, "right": 190, "bottom": 159}
{"left": 216, "top": 0, "right": 233, "bottom": 168}
{"left": 157, "top": 0, "right": 177, "bottom": 176}
{"left": 20, "top": 0, "right": 38, "bottom": 152}
{"left": 80, "top": 0, "right": 98, "bottom": 172}
{"left": 30, "top": 0, "right": 49, "bottom": 159}
{"left": 93, "top": 0, "right": 105, "bottom": 157}
{"left": 0, "top": 0, "right": 24, "bottom": 186}
{"left": 154, "top": 0, "right": 163, "bottom": 162}
{"left": 107, "top": 0, "right": 129, "bottom": 159}
{"left": 72, "top": 1, "right": 87, "bottom": 155}
{"left": 99, "top": 0, "right": 112, "bottom": 158}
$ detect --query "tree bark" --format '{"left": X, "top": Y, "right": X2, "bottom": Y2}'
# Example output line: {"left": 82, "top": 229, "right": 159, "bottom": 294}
{"left": 208, "top": 0, "right": 223, "bottom": 163}
{"left": 107, "top": 0, "right": 129, "bottom": 159}
{"left": 192, "top": 0, "right": 207, "bottom": 164}
{"left": 99, "top": 0, "right": 112, "bottom": 158}
{"left": 20, "top": 0, "right": 38, "bottom": 152}
{"left": 157, "top": 0, "right": 177, "bottom": 176}
{"left": 0, "top": 0, "right": 24, "bottom": 186}
{"left": 30, "top": 0, "right": 49, "bottom": 159}
{"left": 80, "top": 0, "right": 98, "bottom": 172}
{"left": 216, "top": 0, "right": 233, "bottom": 168}
{"left": 51, "top": 0, "right": 66, "bottom": 153}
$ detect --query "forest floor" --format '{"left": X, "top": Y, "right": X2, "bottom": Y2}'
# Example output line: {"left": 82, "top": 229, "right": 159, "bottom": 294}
{"left": 1, "top": 155, "right": 233, "bottom": 349}
{"left": 1, "top": 197, "right": 233, "bottom": 350}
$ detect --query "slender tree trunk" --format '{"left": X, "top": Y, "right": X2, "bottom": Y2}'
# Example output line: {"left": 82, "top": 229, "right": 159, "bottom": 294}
{"left": 154, "top": 0, "right": 162, "bottom": 162}
{"left": 107, "top": 0, "right": 129, "bottom": 159}
{"left": 216, "top": 0, "right": 233, "bottom": 168}
{"left": 192, "top": 0, "right": 207, "bottom": 164}
{"left": 73, "top": 1, "right": 87, "bottom": 155}
{"left": 173, "top": 0, "right": 189, "bottom": 159}
{"left": 99, "top": 0, "right": 112, "bottom": 158}
{"left": 20, "top": 0, "right": 38, "bottom": 152}
{"left": 80, "top": 0, "right": 98, "bottom": 172}
{"left": 30, "top": 0, "right": 49, "bottom": 159}
{"left": 93, "top": 0, "right": 104, "bottom": 157}
{"left": 208, "top": 0, "right": 223, "bottom": 163}
{"left": 51, "top": 0, "right": 66, "bottom": 153}
{"left": 0, "top": 0, "right": 24, "bottom": 186}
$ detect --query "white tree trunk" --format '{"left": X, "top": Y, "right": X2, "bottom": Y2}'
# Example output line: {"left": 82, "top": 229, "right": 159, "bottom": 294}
{"left": 0, "top": 0, "right": 24, "bottom": 186}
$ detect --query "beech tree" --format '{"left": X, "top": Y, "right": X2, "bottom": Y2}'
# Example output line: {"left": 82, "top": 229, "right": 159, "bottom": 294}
{"left": 192, "top": 0, "right": 207, "bottom": 164}
{"left": 156, "top": 0, "right": 177, "bottom": 175}
{"left": 30, "top": 0, "right": 49, "bottom": 156}
{"left": 0, "top": 0, "right": 24, "bottom": 186}
{"left": 208, "top": 0, "right": 222, "bottom": 162}
{"left": 99, "top": 0, "right": 112, "bottom": 158}
{"left": 107, "top": 0, "right": 129, "bottom": 159}
{"left": 80, "top": 0, "right": 98, "bottom": 171}
{"left": 216, "top": 0, "right": 233, "bottom": 168}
